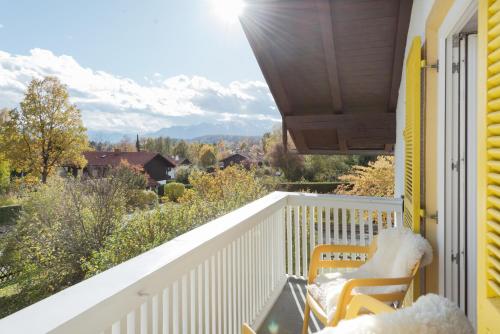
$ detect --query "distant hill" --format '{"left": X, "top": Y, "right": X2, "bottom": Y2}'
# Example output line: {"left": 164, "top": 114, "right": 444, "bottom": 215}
{"left": 187, "top": 135, "right": 260, "bottom": 144}
{"left": 87, "top": 119, "right": 279, "bottom": 142}
{"left": 149, "top": 120, "right": 277, "bottom": 139}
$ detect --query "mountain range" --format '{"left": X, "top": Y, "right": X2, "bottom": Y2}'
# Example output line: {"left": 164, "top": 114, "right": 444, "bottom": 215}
{"left": 87, "top": 119, "right": 280, "bottom": 143}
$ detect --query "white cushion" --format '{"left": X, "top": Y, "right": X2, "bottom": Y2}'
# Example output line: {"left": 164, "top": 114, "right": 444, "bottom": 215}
{"left": 315, "top": 294, "right": 473, "bottom": 334}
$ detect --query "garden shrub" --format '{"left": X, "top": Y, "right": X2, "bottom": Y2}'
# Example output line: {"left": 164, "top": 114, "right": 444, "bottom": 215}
{"left": 175, "top": 165, "right": 193, "bottom": 184}
{"left": 128, "top": 190, "right": 158, "bottom": 209}
{"left": 163, "top": 182, "right": 185, "bottom": 202}
{"left": 85, "top": 166, "right": 268, "bottom": 275}
{"left": 0, "top": 175, "right": 129, "bottom": 317}
{"left": 0, "top": 205, "right": 21, "bottom": 225}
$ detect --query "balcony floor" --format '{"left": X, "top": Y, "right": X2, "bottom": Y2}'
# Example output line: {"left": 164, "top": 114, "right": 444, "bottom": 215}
{"left": 257, "top": 277, "right": 323, "bottom": 334}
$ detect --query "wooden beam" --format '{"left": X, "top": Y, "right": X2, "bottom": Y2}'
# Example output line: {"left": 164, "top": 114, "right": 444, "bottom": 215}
{"left": 305, "top": 149, "right": 388, "bottom": 156}
{"left": 284, "top": 113, "right": 396, "bottom": 131}
{"left": 282, "top": 120, "right": 288, "bottom": 153}
{"left": 314, "top": 0, "right": 343, "bottom": 113}
{"left": 288, "top": 130, "right": 309, "bottom": 154}
{"left": 337, "top": 132, "right": 348, "bottom": 152}
{"left": 388, "top": 0, "right": 413, "bottom": 112}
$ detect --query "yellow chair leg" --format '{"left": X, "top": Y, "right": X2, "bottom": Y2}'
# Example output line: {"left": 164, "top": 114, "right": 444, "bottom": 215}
{"left": 302, "top": 302, "right": 311, "bottom": 334}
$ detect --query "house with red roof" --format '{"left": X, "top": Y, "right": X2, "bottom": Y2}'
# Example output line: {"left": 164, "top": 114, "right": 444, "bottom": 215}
{"left": 78, "top": 150, "right": 176, "bottom": 188}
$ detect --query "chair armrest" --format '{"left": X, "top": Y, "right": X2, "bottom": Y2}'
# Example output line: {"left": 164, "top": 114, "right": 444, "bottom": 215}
{"left": 331, "top": 276, "right": 413, "bottom": 325}
{"left": 307, "top": 244, "right": 370, "bottom": 283}
{"left": 242, "top": 323, "right": 255, "bottom": 334}
{"left": 345, "top": 294, "right": 395, "bottom": 319}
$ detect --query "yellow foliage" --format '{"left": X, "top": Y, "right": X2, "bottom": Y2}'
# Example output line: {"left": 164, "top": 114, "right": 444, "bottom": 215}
{"left": 335, "top": 156, "right": 394, "bottom": 197}
{"left": 0, "top": 77, "right": 90, "bottom": 182}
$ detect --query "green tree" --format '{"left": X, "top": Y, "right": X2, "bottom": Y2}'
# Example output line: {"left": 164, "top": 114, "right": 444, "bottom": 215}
{"left": 135, "top": 134, "right": 141, "bottom": 152}
{"left": 268, "top": 141, "right": 304, "bottom": 181}
{"left": 303, "top": 155, "right": 363, "bottom": 182}
{"left": 198, "top": 144, "right": 217, "bottom": 168}
{"left": 173, "top": 140, "right": 189, "bottom": 158}
{"left": 0, "top": 77, "right": 89, "bottom": 183}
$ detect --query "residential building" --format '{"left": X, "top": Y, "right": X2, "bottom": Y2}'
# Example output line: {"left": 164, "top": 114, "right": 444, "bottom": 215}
{"left": 80, "top": 151, "right": 176, "bottom": 187}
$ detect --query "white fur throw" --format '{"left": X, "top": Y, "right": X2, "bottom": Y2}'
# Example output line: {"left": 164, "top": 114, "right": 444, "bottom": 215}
{"left": 315, "top": 294, "right": 473, "bottom": 334}
{"left": 308, "top": 227, "right": 433, "bottom": 322}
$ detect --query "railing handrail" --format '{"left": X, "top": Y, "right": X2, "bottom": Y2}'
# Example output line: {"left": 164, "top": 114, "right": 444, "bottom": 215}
{"left": 287, "top": 192, "right": 403, "bottom": 209}
{"left": 0, "top": 192, "right": 289, "bottom": 334}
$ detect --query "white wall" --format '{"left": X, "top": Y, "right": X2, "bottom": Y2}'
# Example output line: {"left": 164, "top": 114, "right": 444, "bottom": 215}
{"left": 394, "top": 0, "right": 436, "bottom": 198}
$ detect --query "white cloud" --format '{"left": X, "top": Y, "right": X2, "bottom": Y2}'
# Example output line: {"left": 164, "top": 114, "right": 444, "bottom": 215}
{"left": 0, "top": 48, "right": 279, "bottom": 134}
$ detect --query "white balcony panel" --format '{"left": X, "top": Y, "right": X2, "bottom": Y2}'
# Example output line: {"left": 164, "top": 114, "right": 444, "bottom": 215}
{"left": 0, "top": 192, "right": 402, "bottom": 334}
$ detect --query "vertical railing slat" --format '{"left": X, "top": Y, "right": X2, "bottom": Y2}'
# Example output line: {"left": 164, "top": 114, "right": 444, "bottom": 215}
{"left": 318, "top": 207, "right": 323, "bottom": 245}
{"left": 333, "top": 207, "right": 339, "bottom": 244}
{"left": 350, "top": 208, "right": 356, "bottom": 246}
{"left": 326, "top": 207, "right": 331, "bottom": 245}
{"left": 294, "top": 206, "right": 300, "bottom": 277}
{"left": 302, "top": 205, "right": 308, "bottom": 278}
{"left": 342, "top": 208, "right": 348, "bottom": 245}
{"left": 286, "top": 206, "right": 292, "bottom": 275}
{"left": 368, "top": 210, "right": 374, "bottom": 244}
{"left": 309, "top": 206, "right": 315, "bottom": 261}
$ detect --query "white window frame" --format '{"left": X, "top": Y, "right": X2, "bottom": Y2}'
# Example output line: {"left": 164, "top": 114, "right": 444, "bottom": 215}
{"left": 437, "top": 0, "right": 478, "bottom": 328}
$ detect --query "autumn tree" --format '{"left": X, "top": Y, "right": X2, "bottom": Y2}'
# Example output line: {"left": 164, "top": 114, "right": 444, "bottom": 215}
{"left": 198, "top": 144, "right": 217, "bottom": 168}
{"left": 0, "top": 77, "right": 89, "bottom": 183}
{"left": 268, "top": 142, "right": 304, "bottom": 181}
{"left": 0, "top": 109, "right": 11, "bottom": 193}
{"left": 335, "top": 155, "right": 394, "bottom": 197}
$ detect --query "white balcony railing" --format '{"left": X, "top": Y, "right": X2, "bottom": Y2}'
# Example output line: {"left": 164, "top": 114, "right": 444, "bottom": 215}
{"left": 0, "top": 192, "right": 402, "bottom": 334}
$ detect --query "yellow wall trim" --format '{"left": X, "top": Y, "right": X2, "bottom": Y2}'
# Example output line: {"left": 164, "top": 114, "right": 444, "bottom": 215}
{"left": 423, "top": 0, "right": 455, "bottom": 295}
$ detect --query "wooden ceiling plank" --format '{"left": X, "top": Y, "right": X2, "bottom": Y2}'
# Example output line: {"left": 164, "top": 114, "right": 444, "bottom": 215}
{"left": 388, "top": 0, "right": 413, "bottom": 112}
{"left": 315, "top": 0, "right": 343, "bottom": 113}
{"left": 284, "top": 113, "right": 396, "bottom": 131}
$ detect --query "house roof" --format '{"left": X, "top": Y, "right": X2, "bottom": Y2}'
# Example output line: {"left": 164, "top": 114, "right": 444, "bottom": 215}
{"left": 83, "top": 151, "right": 176, "bottom": 168}
{"left": 221, "top": 153, "right": 250, "bottom": 163}
{"left": 240, "top": 0, "right": 412, "bottom": 154}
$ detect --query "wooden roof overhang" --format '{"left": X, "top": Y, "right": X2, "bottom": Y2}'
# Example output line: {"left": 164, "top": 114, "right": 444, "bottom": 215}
{"left": 240, "top": 0, "right": 413, "bottom": 154}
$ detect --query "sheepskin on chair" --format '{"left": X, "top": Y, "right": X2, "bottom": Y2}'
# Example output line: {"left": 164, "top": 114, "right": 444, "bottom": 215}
{"left": 307, "top": 227, "right": 433, "bottom": 322}
{"left": 315, "top": 294, "right": 474, "bottom": 334}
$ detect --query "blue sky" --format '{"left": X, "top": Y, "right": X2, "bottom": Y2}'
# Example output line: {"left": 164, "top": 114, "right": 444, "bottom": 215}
{"left": 0, "top": 0, "right": 279, "bottom": 136}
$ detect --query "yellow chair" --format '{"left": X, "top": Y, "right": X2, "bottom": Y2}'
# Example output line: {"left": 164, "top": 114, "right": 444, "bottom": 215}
{"left": 242, "top": 323, "right": 256, "bottom": 334}
{"left": 302, "top": 240, "right": 421, "bottom": 334}
{"left": 345, "top": 294, "right": 396, "bottom": 319}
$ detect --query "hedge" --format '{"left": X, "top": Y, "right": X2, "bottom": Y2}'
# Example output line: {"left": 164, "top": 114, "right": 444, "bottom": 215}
{"left": 0, "top": 205, "right": 21, "bottom": 226}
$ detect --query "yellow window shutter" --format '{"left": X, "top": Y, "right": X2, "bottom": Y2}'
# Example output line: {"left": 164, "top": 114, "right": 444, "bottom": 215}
{"left": 403, "top": 37, "right": 422, "bottom": 304}
{"left": 404, "top": 37, "right": 422, "bottom": 234}
{"left": 478, "top": 1, "right": 500, "bottom": 332}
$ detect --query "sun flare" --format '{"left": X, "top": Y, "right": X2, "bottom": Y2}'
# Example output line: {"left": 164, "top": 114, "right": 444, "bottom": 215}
{"left": 211, "top": 0, "right": 245, "bottom": 24}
